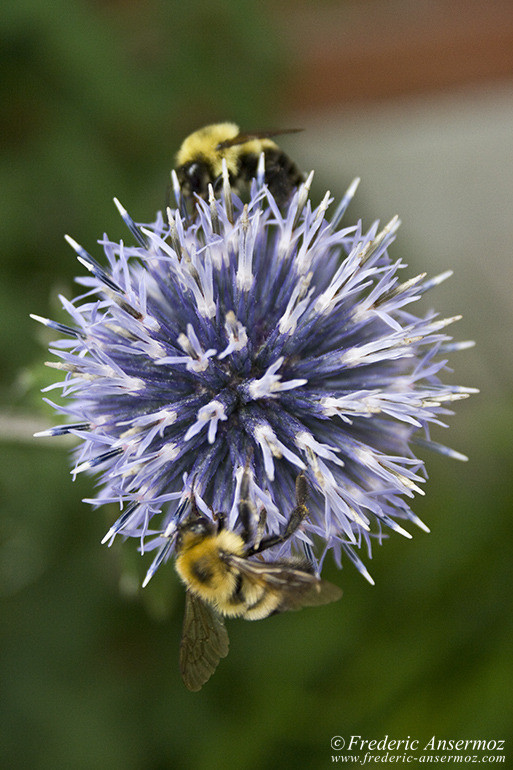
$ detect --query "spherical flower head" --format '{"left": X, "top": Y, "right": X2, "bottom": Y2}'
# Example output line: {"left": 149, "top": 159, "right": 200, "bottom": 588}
{"left": 34, "top": 168, "right": 476, "bottom": 586}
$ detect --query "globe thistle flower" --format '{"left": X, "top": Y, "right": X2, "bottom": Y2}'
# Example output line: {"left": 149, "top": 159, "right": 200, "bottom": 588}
{"left": 33, "top": 164, "right": 476, "bottom": 588}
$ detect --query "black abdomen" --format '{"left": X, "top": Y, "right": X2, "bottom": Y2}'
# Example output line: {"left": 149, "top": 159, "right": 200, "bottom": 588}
{"left": 239, "top": 149, "right": 304, "bottom": 206}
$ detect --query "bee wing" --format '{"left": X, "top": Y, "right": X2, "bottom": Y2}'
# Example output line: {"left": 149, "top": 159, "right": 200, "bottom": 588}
{"left": 179, "top": 591, "right": 229, "bottom": 692}
{"left": 282, "top": 576, "right": 343, "bottom": 610}
{"left": 228, "top": 555, "right": 343, "bottom": 612}
{"left": 216, "top": 128, "right": 303, "bottom": 150}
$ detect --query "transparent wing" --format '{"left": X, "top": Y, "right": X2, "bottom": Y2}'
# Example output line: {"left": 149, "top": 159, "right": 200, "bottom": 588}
{"left": 179, "top": 592, "right": 230, "bottom": 692}
{"left": 216, "top": 128, "right": 303, "bottom": 150}
{"left": 284, "top": 577, "right": 343, "bottom": 610}
{"left": 227, "top": 555, "right": 343, "bottom": 612}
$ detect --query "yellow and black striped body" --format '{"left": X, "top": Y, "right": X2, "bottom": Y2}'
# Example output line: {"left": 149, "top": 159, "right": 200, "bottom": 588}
{"left": 175, "top": 527, "right": 286, "bottom": 620}
{"left": 175, "top": 528, "right": 245, "bottom": 611}
{"left": 175, "top": 122, "right": 303, "bottom": 206}
{"left": 174, "top": 472, "right": 342, "bottom": 691}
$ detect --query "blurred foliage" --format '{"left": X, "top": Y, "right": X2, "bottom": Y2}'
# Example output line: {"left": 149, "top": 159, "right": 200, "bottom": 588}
{"left": 2, "top": 404, "right": 512, "bottom": 769}
{"left": 1, "top": 1, "right": 511, "bottom": 768}
{"left": 1, "top": 0, "right": 285, "bottom": 401}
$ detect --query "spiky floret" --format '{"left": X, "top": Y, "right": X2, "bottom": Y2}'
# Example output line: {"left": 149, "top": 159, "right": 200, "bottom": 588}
{"left": 33, "top": 166, "right": 476, "bottom": 586}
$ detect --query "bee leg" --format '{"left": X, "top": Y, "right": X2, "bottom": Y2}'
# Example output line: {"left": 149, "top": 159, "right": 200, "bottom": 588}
{"left": 247, "top": 473, "right": 309, "bottom": 555}
{"left": 238, "top": 462, "right": 256, "bottom": 544}
{"left": 295, "top": 472, "right": 308, "bottom": 510}
{"left": 253, "top": 506, "right": 267, "bottom": 550}
{"left": 283, "top": 472, "right": 309, "bottom": 537}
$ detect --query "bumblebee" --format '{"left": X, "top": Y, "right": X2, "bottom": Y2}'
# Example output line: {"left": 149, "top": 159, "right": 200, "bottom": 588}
{"left": 174, "top": 470, "right": 342, "bottom": 691}
{"left": 174, "top": 122, "right": 304, "bottom": 208}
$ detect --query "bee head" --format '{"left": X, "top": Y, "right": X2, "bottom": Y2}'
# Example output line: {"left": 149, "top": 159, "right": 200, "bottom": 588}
{"left": 175, "top": 161, "right": 212, "bottom": 200}
{"left": 175, "top": 512, "right": 217, "bottom": 553}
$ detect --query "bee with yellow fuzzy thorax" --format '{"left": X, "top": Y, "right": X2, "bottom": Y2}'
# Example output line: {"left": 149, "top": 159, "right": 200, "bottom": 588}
{"left": 174, "top": 468, "right": 342, "bottom": 691}
{"left": 174, "top": 122, "right": 304, "bottom": 209}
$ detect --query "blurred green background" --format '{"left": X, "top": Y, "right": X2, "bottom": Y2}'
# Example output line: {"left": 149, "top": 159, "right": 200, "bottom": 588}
{"left": 2, "top": 1, "right": 512, "bottom": 768}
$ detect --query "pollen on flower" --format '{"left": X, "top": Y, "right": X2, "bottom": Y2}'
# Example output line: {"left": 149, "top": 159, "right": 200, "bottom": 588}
{"left": 184, "top": 400, "right": 228, "bottom": 444}
{"left": 33, "top": 164, "right": 476, "bottom": 586}
{"left": 218, "top": 311, "right": 248, "bottom": 358}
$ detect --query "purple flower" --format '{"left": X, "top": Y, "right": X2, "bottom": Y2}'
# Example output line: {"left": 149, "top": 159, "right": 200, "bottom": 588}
{"left": 33, "top": 167, "right": 476, "bottom": 587}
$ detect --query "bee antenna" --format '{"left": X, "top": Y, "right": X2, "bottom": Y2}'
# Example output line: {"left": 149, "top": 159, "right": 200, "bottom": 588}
{"left": 190, "top": 495, "right": 200, "bottom": 519}
{"left": 188, "top": 472, "right": 199, "bottom": 494}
